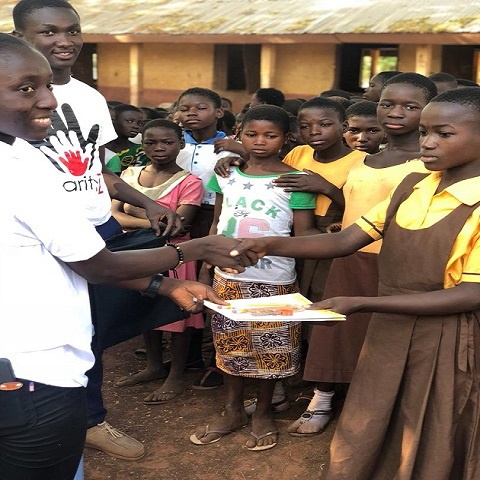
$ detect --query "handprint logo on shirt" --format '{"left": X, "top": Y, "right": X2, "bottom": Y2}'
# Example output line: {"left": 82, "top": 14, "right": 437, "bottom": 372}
{"left": 39, "top": 104, "right": 100, "bottom": 176}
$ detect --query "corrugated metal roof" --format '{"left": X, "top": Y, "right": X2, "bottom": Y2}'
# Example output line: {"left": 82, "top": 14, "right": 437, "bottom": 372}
{"left": 1, "top": 0, "right": 480, "bottom": 36}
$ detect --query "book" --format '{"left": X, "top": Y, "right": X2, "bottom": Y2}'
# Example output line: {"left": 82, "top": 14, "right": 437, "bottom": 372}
{"left": 203, "top": 293, "right": 345, "bottom": 322}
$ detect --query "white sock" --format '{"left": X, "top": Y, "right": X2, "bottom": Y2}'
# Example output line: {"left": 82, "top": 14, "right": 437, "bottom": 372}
{"left": 307, "top": 388, "right": 334, "bottom": 412}
{"left": 272, "top": 381, "right": 286, "bottom": 403}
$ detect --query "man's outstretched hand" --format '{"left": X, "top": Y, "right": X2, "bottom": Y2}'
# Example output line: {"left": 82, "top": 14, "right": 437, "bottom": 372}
{"left": 159, "top": 277, "right": 229, "bottom": 313}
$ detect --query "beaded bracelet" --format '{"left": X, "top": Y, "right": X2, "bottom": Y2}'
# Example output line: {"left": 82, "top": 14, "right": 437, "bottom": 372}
{"left": 166, "top": 242, "right": 185, "bottom": 270}
{"left": 141, "top": 273, "right": 164, "bottom": 298}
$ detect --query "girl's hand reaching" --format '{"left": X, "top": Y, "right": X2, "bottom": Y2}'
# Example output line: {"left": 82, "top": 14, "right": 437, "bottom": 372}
{"left": 309, "top": 296, "right": 364, "bottom": 316}
{"left": 229, "top": 237, "right": 269, "bottom": 260}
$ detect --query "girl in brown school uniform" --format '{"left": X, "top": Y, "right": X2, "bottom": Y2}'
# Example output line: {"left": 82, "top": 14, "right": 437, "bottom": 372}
{"left": 288, "top": 73, "right": 437, "bottom": 436}
{"left": 233, "top": 87, "right": 480, "bottom": 480}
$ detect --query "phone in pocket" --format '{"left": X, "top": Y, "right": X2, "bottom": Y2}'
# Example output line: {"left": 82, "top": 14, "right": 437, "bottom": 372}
{"left": 0, "top": 358, "right": 16, "bottom": 384}
{"left": 0, "top": 358, "right": 32, "bottom": 429}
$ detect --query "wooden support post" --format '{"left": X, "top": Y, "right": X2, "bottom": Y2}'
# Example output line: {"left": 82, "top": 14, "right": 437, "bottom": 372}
{"left": 415, "top": 45, "right": 441, "bottom": 76}
{"left": 129, "top": 44, "right": 143, "bottom": 106}
{"left": 260, "top": 44, "right": 277, "bottom": 88}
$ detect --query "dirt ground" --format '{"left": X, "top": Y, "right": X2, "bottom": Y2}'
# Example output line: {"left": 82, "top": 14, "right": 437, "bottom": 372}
{"left": 83, "top": 335, "right": 339, "bottom": 480}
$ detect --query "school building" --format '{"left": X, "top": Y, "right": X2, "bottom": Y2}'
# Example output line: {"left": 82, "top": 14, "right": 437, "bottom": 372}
{"left": 2, "top": 0, "right": 480, "bottom": 111}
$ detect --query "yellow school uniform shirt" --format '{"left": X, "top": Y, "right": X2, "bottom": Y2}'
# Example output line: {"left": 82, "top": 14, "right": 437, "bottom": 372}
{"left": 356, "top": 172, "right": 480, "bottom": 288}
{"left": 283, "top": 145, "right": 365, "bottom": 216}
{"left": 343, "top": 158, "right": 428, "bottom": 254}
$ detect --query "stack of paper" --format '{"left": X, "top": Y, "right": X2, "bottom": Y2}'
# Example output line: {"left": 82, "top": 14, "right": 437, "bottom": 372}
{"left": 203, "top": 293, "right": 345, "bottom": 322}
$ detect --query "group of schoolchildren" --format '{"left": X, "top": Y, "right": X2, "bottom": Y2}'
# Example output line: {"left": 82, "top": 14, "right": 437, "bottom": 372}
{"left": 102, "top": 66, "right": 480, "bottom": 478}
{"left": 2, "top": 1, "right": 480, "bottom": 480}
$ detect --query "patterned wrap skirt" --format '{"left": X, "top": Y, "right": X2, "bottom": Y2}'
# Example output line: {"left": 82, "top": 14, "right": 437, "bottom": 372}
{"left": 212, "top": 274, "right": 302, "bottom": 379}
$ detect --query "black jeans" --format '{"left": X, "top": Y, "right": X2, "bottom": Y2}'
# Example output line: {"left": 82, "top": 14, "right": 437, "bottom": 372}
{"left": 86, "top": 215, "right": 123, "bottom": 427}
{"left": 0, "top": 382, "right": 87, "bottom": 480}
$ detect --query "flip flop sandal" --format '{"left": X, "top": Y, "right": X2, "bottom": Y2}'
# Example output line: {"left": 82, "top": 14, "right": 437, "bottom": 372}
{"left": 189, "top": 424, "right": 246, "bottom": 445}
{"left": 134, "top": 348, "right": 147, "bottom": 359}
{"left": 246, "top": 430, "right": 279, "bottom": 451}
{"left": 287, "top": 410, "right": 332, "bottom": 437}
{"left": 192, "top": 367, "right": 224, "bottom": 390}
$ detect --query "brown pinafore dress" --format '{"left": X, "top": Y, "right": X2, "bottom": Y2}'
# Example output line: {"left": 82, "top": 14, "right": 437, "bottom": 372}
{"left": 299, "top": 202, "right": 344, "bottom": 303}
{"left": 325, "top": 173, "right": 480, "bottom": 480}
{"left": 303, "top": 250, "right": 379, "bottom": 383}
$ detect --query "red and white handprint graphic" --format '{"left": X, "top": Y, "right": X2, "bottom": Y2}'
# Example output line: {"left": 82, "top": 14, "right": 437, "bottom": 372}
{"left": 39, "top": 104, "right": 100, "bottom": 176}
{"left": 41, "top": 130, "right": 94, "bottom": 176}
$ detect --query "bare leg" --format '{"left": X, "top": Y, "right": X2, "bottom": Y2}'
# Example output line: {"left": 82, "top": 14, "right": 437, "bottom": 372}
{"left": 245, "top": 379, "right": 278, "bottom": 449}
{"left": 144, "top": 330, "right": 190, "bottom": 403}
{"left": 317, "top": 382, "right": 334, "bottom": 392}
{"left": 191, "top": 373, "right": 248, "bottom": 444}
{"left": 115, "top": 330, "right": 168, "bottom": 387}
